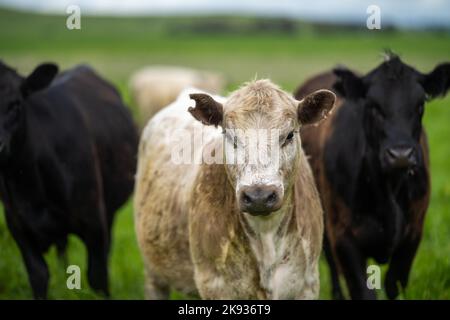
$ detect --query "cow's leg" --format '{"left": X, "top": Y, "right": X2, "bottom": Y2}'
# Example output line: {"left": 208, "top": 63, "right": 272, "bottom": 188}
{"left": 56, "top": 236, "right": 68, "bottom": 267}
{"left": 80, "top": 200, "right": 110, "bottom": 297}
{"left": 335, "top": 235, "right": 376, "bottom": 300}
{"left": 385, "top": 233, "right": 421, "bottom": 300}
{"left": 79, "top": 170, "right": 111, "bottom": 297}
{"left": 4, "top": 209, "right": 49, "bottom": 299}
{"left": 143, "top": 264, "right": 170, "bottom": 300}
{"left": 324, "top": 234, "right": 344, "bottom": 300}
{"left": 16, "top": 241, "right": 49, "bottom": 299}
{"left": 84, "top": 227, "right": 110, "bottom": 297}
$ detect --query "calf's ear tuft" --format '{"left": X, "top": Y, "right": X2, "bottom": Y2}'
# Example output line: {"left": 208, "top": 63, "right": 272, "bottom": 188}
{"left": 188, "top": 93, "right": 223, "bottom": 127}
{"left": 421, "top": 63, "right": 450, "bottom": 99}
{"left": 298, "top": 89, "right": 336, "bottom": 125}
{"left": 21, "top": 63, "right": 58, "bottom": 97}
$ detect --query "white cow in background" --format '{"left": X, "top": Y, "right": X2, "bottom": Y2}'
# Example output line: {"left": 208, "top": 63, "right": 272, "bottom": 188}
{"left": 129, "top": 65, "right": 227, "bottom": 125}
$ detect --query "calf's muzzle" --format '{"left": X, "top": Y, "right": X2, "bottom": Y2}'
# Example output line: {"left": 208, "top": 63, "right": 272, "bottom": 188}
{"left": 239, "top": 184, "right": 283, "bottom": 216}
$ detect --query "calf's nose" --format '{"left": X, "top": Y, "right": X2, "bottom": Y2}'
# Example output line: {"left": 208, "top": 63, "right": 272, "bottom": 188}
{"left": 239, "top": 185, "right": 282, "bottom": 216}
{"left": 385, "top": 146, "right": 416, "bottom": 169}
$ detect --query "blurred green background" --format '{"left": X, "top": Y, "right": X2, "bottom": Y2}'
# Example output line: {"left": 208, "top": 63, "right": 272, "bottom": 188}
{"left": 0, "top": 8, "right": 449, "bottom": 299}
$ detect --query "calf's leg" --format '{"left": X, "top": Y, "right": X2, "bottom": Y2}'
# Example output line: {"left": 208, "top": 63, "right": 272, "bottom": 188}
{"left": 144, "top": 264, "right": 170, "bottom": 300}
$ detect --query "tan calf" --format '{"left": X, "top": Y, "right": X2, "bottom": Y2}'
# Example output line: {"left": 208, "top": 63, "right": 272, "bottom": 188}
{"left": 134, "top": 80, "right": 335, "bottom": 299}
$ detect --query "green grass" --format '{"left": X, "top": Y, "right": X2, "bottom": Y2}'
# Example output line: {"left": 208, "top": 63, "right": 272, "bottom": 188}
{"left": 0, "top": 8, "right": 449, "bottom": 299}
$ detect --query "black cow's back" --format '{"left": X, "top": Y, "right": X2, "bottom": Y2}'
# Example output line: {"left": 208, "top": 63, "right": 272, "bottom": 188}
{"left": 25, "top": 65, "right": 138, "bottom": 234}
{"left": 0, "top": 63, "right": 138, "bottom": 298}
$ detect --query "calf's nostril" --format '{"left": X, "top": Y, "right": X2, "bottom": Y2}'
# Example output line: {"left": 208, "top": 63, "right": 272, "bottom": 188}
{"left": 243, "top": 194, "right": 252, "bottom": 205}
{"left": 267, "top": 192, "right": 277, "bottom": 204}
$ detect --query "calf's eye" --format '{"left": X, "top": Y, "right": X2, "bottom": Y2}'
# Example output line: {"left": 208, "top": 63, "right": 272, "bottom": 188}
{"left": 283, "top": 131, "right": 295, "bottom": 147}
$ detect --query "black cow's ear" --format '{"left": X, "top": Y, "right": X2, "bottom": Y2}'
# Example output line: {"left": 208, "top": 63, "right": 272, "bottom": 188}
{"left": 298, "top": 89, "right": 336, "bottom": 125}
{"left": 21, "top": 63, "right": 58, "bottom": 97}
{"left": 188, "top": 93, "right": 223, "bottom": 127}
{"left": 421, "top": 63, "right": 450, "bottom": 99}
{"left": 333, "top": 67, "right": 366, "bottom": 99}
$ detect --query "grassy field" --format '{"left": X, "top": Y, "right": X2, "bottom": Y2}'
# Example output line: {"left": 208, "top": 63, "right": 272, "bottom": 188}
{"left": 0, "top": 8, "right": 449, "bottom": 299}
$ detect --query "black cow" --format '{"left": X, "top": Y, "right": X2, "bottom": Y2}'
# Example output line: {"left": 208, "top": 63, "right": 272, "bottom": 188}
{"left": 294, "top": 54, "right": 450, "bottom": 299}
{"left": 0, "top": 61, "right": 138, "bottom": 299}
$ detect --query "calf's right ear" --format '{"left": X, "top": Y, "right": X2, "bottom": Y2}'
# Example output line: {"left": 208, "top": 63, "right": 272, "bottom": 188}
{"left": 298, "top": 89, "right": 336, "bottom": 125}
{"left": 21, "top": 63, "right": 58, "bottom": 97}
{"left": 188, "top": 93, "right": 223, "bottom": 127}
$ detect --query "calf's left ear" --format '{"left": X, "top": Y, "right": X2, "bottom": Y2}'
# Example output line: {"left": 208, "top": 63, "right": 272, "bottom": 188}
{"left": 188, "top": 93, "right": 223, "bottom": 127}
{"left": 298, "top": 89, "right": 336, "bottom": 125}
{"left": 421, "top": 63, "right": 450, "bottom": 99}
{"left": 21, "top": 63, "right": 59, "bottom": 97}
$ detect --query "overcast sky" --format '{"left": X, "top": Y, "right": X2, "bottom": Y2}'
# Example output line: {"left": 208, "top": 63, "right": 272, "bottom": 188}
{"left": 1, "top": 0, "right": 449, "bottom": 28}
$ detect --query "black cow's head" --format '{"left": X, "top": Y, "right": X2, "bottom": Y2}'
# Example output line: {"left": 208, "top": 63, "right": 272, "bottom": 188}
{"left": 333, "top": 54, "right": 450, "bottom": 173}
{"left": 0, "top": 62, "right": 58, "bottom": 162}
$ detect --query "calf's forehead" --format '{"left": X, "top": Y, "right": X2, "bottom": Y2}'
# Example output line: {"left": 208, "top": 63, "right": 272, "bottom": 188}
{"left": 225, "top": 108, "right": 297, "bottom": 131}
{"left": 223, "top": 83, "right": 298, "bottom": 129}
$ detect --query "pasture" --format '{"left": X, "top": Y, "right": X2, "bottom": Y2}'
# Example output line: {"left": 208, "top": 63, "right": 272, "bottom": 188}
{"left": 0, "top": 8, "right": 449, "bottom": 299}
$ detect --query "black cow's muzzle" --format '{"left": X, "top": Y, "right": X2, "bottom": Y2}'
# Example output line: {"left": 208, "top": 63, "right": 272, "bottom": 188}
{"left": 383, "top": 145, "right": 417, "bottom": 170}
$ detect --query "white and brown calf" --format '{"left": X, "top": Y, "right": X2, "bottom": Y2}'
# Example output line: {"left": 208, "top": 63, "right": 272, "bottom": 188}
{"left": 134, "top": 80, "right": 335, "bottom": 299}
